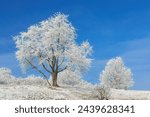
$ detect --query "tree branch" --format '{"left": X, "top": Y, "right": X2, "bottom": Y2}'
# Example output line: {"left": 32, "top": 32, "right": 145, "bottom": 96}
{"left": 58, "top": 58, "right": 65, "bottom": 68}
{"left": 42, "top": 63, "right": 52, "bottom": 74}
{"left": 58, "top": 66, "right": 67, "bottom": 73}
{"left": 25, "top": 58, "right": 51, "bottom": 87}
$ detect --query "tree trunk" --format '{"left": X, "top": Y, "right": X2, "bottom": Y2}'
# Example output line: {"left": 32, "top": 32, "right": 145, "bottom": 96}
{"left": 52, "top": 72, "right": 59, "bottom": 87}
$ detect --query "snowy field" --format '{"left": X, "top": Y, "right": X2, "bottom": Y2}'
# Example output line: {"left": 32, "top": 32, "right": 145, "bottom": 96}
{"left": 110, "top": 89, "right": 150, "bottom": 100}
{"left": 0, "top": 82, "right": 96, "bottom": 100}
{"left": 0, "top": 74, "right": 97, "bottom": 100}
{"left": 0, "top": 68, "right": 149, "bottom": 100}
{"left": 0, "top": 77, "right": 150, "bottom": 100}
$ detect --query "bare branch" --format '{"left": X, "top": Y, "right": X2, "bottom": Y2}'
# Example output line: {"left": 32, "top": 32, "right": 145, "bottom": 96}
{"left": 42, "top": 63, "right": 52, "bottom": 74}
{"left": 58, "top": 58, "right": 65, "bottom": 68}
{"left": 58, "top": 66, "right": 67, "bottom": 73}
{"left": 25, "top": 58, "right": 51, "bottom": 87}
{"left": 45, "top": 57, "right": 55, "bottom": 73}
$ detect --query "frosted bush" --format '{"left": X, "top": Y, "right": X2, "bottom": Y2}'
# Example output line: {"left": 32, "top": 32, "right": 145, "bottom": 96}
{"left": 0, "top": 69, "right": 48, "bottom": 86}
{"left": 58, "top": 69, "right": 94, "bottom": 88}
{"left": 0, "top": 67, "right": 15, "bottom": 84}
{"left": 58, "top": 70, "right": 81, "bottom": 86}
{"left": 94, "top": 85, "right": 110, "bottom": 100}
{"left": 19, "top": 75, "right": 48, "bottom": 86}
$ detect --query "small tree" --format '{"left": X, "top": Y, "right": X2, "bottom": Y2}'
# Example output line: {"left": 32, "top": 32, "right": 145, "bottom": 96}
{"left": 100, "top": 57, "right": 133, "bottom": 89}
{"left": 14, "top": 13, "right": 92, "bottom": 87}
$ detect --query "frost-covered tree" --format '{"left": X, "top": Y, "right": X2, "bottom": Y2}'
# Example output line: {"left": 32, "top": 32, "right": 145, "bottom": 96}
{"left": 14, "top": 13, "right": 92, "bottom": 87}
{"left": 100, "top": 57, "right": 133, "bottom": 89}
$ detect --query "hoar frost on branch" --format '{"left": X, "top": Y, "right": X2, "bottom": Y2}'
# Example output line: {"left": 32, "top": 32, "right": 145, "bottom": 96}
{"left": 14, "top": 13, "right": 92, "bottom": 87}
{"left": 100, "top": 57, "right": 134, "bottom": 90}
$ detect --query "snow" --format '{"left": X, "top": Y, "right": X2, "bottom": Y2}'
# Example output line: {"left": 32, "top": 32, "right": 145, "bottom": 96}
{"left": 0, "top": 78, "right": 150, "bottom": 100}
{"left": 110, "top": 89, "right": 150, "bottom": 100}
{"left": 0, "top": 83, "right": 96, "bottom": 100}
{"left": 0, "top": 68, "right": 96, "bottom": 100}
{"left": 0, "top": 67, "right": 149, "bottom": 100}
{"left": 1, "top": 12, "right": 149, "bottom": 100}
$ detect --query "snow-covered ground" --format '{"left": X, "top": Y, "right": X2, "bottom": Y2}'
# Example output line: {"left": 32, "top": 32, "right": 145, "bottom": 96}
{"left": 110, "top": 89, "right": 150, "bottom": 100}
{"left": 0, "top": 74, "right": 97, "bottom": 100}
{"left": 0, "top": 84, "right": 96, "bottom": 100}
{"left": 0, "top": 68, "right": 150, "bottom": 100}
{"left": 0, "top": 79, "right": 150, "bottom": 100}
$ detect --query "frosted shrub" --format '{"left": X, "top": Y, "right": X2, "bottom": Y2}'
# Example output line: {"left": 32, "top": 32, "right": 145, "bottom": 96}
{"left": 100, "top": 57, "right": 134, "bottom": 89}
{"left": 20, "top": 75, "right": 48, "bottom": 86}
{"left": 58, "top": 70, "right": 81, "bottom": 86}
{"left": 58, "top": 69, "right": 94, "bottom": 88}
{"left": 95, "top": 85, "right": 110, "bottom": 100}
{"left": 0, "top": 67, "right": 15, "bottom": 84}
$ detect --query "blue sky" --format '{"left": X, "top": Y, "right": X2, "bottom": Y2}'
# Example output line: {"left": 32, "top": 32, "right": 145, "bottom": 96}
{"left": 0, "top": 0, "right": 150, "bottom": 90}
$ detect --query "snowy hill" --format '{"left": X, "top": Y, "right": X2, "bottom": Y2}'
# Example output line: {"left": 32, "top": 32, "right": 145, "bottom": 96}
{"left": 0, "top": 74, "right": 97, "bottom": 100}
{"left": 0, "top": 68, "right": 150, "bottom": 100}
{"left": 110, "top": 89, "right": 150, "bottom": 100}
{"left": 0, "top": 78, "right": 150, "bottom": 100}
{"left": 0, "top": 83, "right": 96, "bottom": 100}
